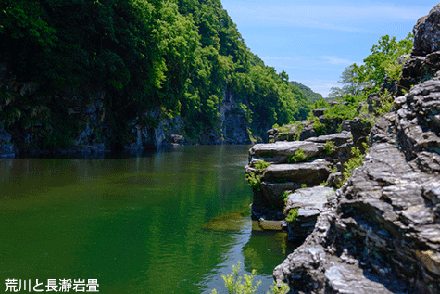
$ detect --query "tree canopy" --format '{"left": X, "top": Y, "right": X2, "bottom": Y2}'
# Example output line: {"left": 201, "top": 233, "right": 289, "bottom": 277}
{"left": 0, "top": 0, "right": 312, "bottom": 146}
{"left": 330, "top": 33, "right": 413, "bottom": 98}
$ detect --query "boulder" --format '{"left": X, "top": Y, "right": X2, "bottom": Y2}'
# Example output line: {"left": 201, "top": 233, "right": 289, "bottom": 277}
{"left": 306, "top": 131, "right": 354, "bottom": 160}
{"left": 170, "top": 134, "right": 184, "bottom": 146}
{"left": 251, "top": 182, "right": 300, "bottom": 219}
{"left": 312, "top": 108, "right": 326, "bottom": 117}
{"left": 299, "top": 122, "right": 318, "bottom": 141}
{"left": 400, "top": 51, "right": 440, "bottom": 91}
{"left": 258, "top": 218, "right": 286, "bottom": 231}
{"left": 349, "top": 117, "right": 372, "bottom": 147}
{"left": 340, "top": 120, "right": 351, "bottom": 132}
{"left": 327, "top": 172, "right": 344, "bottom": 188}
{"left": 367, "top": 93, "right": 383, "bottom": 114}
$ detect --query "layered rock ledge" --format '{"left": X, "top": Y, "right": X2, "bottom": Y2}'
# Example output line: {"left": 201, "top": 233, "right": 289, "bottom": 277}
{"left": 273, "top": 79, "right": 440, "bottom": 294}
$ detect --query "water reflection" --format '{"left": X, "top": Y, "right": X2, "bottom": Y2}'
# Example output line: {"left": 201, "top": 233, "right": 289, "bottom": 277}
{"left": 243, "top": 228, "right": 297, "bottom": 274}
{"left": 0, "top": 145, "right": 297, "bottom": 294}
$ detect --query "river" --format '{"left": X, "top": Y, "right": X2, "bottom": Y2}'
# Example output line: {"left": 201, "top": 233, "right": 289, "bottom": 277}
{"left": 0, "top": 145, "right": 296, "bottom": 293}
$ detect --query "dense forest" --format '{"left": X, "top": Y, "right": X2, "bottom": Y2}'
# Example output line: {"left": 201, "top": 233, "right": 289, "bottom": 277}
{"left": 0, "top": 0, "right": 315, "bottom": 150}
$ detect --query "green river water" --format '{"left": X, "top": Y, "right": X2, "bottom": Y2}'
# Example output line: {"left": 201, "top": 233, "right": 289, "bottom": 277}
{"left": 0, "top": 145, "right": 296, "bottom": 293}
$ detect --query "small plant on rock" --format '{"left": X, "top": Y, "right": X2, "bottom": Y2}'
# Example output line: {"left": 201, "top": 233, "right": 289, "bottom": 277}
{"left": 245, "top": 172, "right": 262, "bottom": 191}
{"left": 281, "top": 190, "right": 291, "bottom": 207}
{"left": 343, "top": 142, "right": 369, "bottom": 179}
{"left": 254, "top": 159, "right": 271, "bottom": 170}
{"left": 285, "top": 207, "right": 299, "bottom": 223}
{"left": 288, "top": 148, "right": 307, "bottom": 163}
{"left": 312, "top": 120, "right": 327, "bottom": 135}
{"left": 268, "top": 281, "right": 290, "bottom": 294}
{"left": 323, "top": 140, "right": 336, "bottom": 154}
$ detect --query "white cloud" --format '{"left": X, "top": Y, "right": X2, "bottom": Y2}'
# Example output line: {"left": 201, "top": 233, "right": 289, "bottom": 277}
{"left": 222, "top": 2, "right": 431, "bottom": 32}
{"left": 261, "top": 56, "right": 357, "bottom": 67}
{"left": 321, "top": 56, "right": 354, "bottom": 66}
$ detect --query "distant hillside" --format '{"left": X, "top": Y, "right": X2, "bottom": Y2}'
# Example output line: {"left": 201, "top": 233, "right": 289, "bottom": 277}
{"left": 290, "top": 81, "right": 323, "bottom": 102}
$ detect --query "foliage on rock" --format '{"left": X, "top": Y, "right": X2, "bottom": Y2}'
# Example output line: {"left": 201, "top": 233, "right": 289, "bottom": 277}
{"left": 254, "top": 159, "right": 271, "bottom": 170}
{"left": 245, "top": 172, "right": 262, "bottom": 191}
{"left": 287, "top": 148, "right": 306, "bottom": 163}
{"left": 285, "top": 207, "right": 298, "bottom": 223}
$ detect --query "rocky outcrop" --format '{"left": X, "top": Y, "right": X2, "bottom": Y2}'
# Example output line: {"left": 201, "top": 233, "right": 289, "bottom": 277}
{"left": 267, "top": 102, "right": 377, "bottom": 145}
{"left": 273, "top": 79, "right": 440, "bottom": 293}
{"left": 412, "top": 4, "right": 440, "bottom": 57}
{"left": 247, "top": 128, "right": 358, "bottom": 218}
{"left": 284, "top": 186, "right": 335, "bottom": 242}
{"left": 400, "top": 5, "right": 440, "bottom": 92}
{"left": 400, "top": 51, "right": 440, "bottom": 92}
{"left": 247, "top": 5, "right": 440, "bottom": 294}
{"left": 395, "top": 80, "right": 440, "bottom": 172}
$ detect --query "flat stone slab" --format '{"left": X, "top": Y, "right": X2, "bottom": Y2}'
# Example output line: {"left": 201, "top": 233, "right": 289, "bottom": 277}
{"left": 305, "top": 131, "right": 353, "bottom": 146}
{"left": 285, "top": 186, "right": 335, "bottom": 212}
{"left": 263, "top": 159, "right": 331, "bottom": 186}
{"left": 284, "top": 186, "right": 335, "bottom": 242}
{"left": 249, "top": 141, "right": 322, "bottom": 163}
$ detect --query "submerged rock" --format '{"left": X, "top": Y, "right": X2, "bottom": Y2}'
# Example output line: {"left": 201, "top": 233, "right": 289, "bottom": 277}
{"left": 201, "top": 211, "right": 249, "bottom": 231}
{"left": 258, "top": 218, "right": 286, "bottom": 231}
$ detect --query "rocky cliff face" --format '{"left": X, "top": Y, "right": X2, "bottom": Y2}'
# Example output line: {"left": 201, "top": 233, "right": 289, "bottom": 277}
{"left": 0, "top": 80, "right": 252, "bottom": 157}
{"left": 273, "top": 6, "right": 440, "bottom": 293}
{"left": 220, "top": 87, "right": 252, "bottom": 145}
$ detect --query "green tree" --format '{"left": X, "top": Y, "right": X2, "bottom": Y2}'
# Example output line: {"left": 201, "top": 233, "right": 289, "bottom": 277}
{"left": 328, "top": 65, "right": 365, "bottom": 99}
{"left": 350, "top": 33, "right": 413, "bottom": 94}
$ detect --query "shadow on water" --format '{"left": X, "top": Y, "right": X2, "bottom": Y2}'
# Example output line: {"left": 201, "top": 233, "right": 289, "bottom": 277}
{"left": 202, "top": 209, "right": 301, "bottom": 280}
{"left": 243, "top": 227, "right": 301, "bottom": 274}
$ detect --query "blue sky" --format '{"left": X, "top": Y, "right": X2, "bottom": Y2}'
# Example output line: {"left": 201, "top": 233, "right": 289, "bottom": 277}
{"left": 221, "top": 0, "right": 438, "bottom": 97}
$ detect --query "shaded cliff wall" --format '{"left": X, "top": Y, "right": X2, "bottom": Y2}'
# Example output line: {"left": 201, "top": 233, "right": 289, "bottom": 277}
{"left": 0, "top": 75, "right": 252, "bottom": 157}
